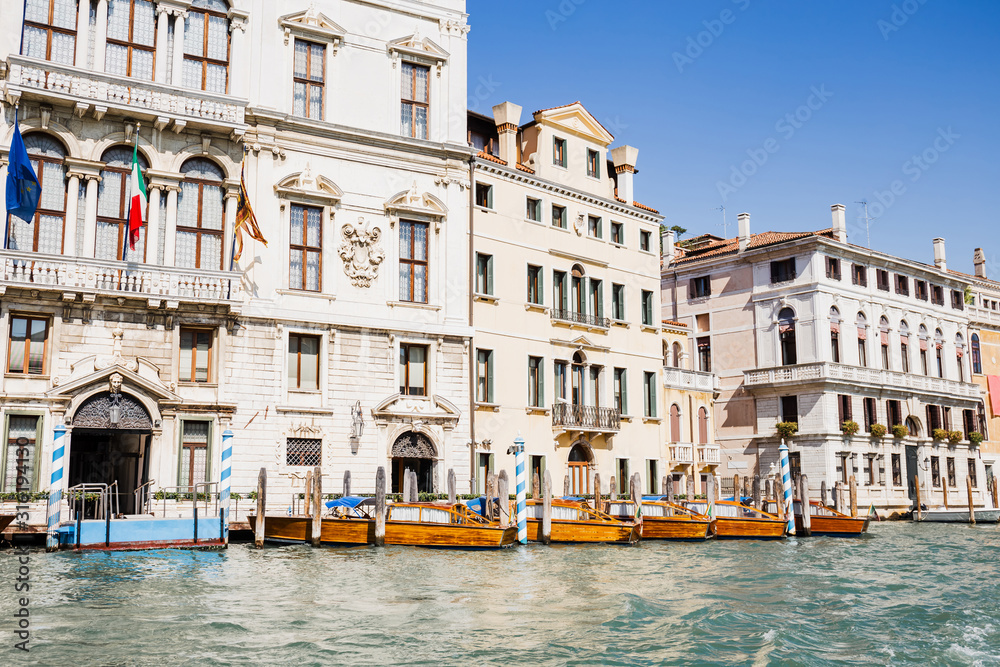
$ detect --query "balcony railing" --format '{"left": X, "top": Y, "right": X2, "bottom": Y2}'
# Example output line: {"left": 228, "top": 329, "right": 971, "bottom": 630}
{"left": 0, "top": 252, "right": 242, "bottom": 306}
{"left": 662, "top": 367, "right": 719, "bottom": 392}
{"left": 744, "top": 362, "right": 982, "bottom": 398}
{"left": 551, "top": 308, "right": 610, "bottom": 328}
{"left": 551, "top": 403, "right": 620, "bottom": 432}
{"left": 6, "top": 56, "right": 246, "bottom": 130}
{"left": 670, "top": 444, "right": 694, "bottom": 465}
{"left": 698, "top": 445, "right": 721, "bottom": 464}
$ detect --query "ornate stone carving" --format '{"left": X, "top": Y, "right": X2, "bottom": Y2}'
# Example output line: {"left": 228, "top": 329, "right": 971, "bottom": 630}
{"left": 108, "top": 372, "right": 123, "bottom": 394}
{"left": 339, "top": 218, "right": 384, "bottom": 288}
{"left": 391, "top": 432, "right": 436, "bottom": 459}
{"left": 94, "top": 325, "right": 138, "bottom": 372}
{"left": 72, "top": 392, "right": 152, "bottom": 430}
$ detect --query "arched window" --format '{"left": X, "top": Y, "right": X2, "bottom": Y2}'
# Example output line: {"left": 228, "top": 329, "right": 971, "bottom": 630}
{"left": 571, "top": 264, "right": 586, "bottom": 315}
{"left": 669, "top": 404, "right": 681, "bottom": 443}
{"left": 918, "top": 324, "right": 929, "bottom": 375}
{"left": 571, "top": 351, "right": 585, "bottom": 407}
{"left": 6, "top": 134, "right": 66, "bottom": 254}
{"left": 899, "top": 321, "right": 911, "bottom": 373}
{"left": 672, "top": 341, "right": 683, "bottom": 369}
{"left": 830, "top": 307, "right": 841, "bottom": 363}
{"left": 183, "top": 0, "right": 230, "bottom": 93}
{"left": 934, "top": 328, "right": 945, "bottom": 378}
{"left": 972, "top": 333, "right": 983, "bottom": 374}
{"left": 177, "top": 158, "right": 225, "bottom": 269}
{"left": 955, "top": 333, "right": 966, "bottom": 382}
{"left": 778, "top": 307, "right": 796, "bottom": 365}
{"left": 97, "top": 146, "right": 150, "bottom": 261}
{"left": 879, "top": 316, "right": 890, "bottom": 370}
{"left": 698, "top": 407, "right": 709, "bottom": 444}
{"left": 905, "top": 416, "right": 920, "bottom": 438}
{"left": 21, "top": 0, "right": 77, "bottom": 65}
{"left": 856, "top": 312, "right": 868, "bottom": 367}
{"left": 106, "top": 0, "right": 156, "bottom": 79}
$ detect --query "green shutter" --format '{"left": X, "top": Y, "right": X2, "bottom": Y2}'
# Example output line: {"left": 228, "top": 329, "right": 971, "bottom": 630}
{"left": 487, "top": 351, "right": 495, "bottom": 403}
{"left": 486, "top": 255, "right": 494, "bottom": 295}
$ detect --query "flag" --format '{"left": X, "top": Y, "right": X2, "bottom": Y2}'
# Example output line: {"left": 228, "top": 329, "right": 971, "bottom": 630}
{"left": 232, "top": 161, "right": 266, "bottom": 264}
{"left": 5, "top": 111, "right": 40, "bottom": 225}
{"left": 126, "top": 140, "right": 146, "bottom": 253}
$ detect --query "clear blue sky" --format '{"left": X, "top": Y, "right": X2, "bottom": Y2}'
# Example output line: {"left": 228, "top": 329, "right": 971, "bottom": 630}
{"left": 467, "top": 0, "right": 1000, "bottom": 275}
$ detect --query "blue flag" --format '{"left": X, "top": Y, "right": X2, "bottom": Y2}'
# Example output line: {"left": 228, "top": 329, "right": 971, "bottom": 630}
{"left": 5, "top": 116, "right": 40, "bottom": 224}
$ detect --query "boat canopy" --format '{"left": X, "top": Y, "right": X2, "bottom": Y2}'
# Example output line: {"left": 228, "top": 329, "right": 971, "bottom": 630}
{"left": 325, "top": 496, "right": 376, "bottom": 509}
{"left": 561, "top": 496, "right": 584, "bottom": 501}
{"left": 464, "top": 497, "right": 486, "bottom": 516}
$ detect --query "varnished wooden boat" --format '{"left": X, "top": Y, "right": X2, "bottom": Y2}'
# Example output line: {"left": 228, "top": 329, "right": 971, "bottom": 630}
{"left": 607, "top": 497, "right": 713, "bottom": 540}
{"left": 0, "top": 515, "right": 15, "bottom": 533}
{"left": 915, "top": 507, "right": 1000, "bottom": 523}
{"left": 248, "top": 496, "right": 376, "bottom": 545}
{"left": 524, "top": 498, "right": 640, "bottom": 544}
{"left": 684, "top": 500, "right": 785, "bottom": 539}
{"left": 385, "top": 502, "right": 517, "bottom": 549}
{"left": 763, "top": 500, "right": 871, "bottom": 535}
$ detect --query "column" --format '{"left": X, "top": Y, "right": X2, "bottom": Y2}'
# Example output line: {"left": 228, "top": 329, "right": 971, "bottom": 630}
{"left": 171, "top": 11, "right": 187, "bottom": 87}
{"left": 82, "top": 175, "right": 100, "bottom": 258}
{"left": 163, "top": 186, "right": 178, "bottom": 266}
{"left": 223, "top": 185, "right": 237, "bottom": 271}
{"left": 228, "top": 19, "right": 247, "bottom": 98}
{"left": 146, "top": 185, "right": 162, "bottom": 264}
{"left": 63, "top": 173, "right": 80, "bottom": 255}
{"left": 93, "top": 0, "right": 109, "bottom": 73}
{"left": 75, "top": 0, "right": 90, "bottom": 67}
{"left": 45, "top": 424, "right": 68, "bottom": 552}
{"left": 154, "top": 5, "right": 171, "bottom": 84}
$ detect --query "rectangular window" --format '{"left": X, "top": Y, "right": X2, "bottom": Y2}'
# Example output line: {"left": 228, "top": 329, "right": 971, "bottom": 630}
{"left": 587, "top": 149, "right": 599, "bottom": 177}
{"left": 882, "top": 340, "right": 890, "bottom": 370}
{"left": 837, "top": 394, "right": 853, "bottom": 425}
{"left": 611, "top": 221, "right": 624, "bottom": 245}
{"left": 182, "top": 3, "right": 230, "bottom": 93}
{"left": 612, "top": 283, "right": 625, "bottom": 321}
{"left": 901, "top": 341, "right": 909, "bottom": 373}
{"left": 286, "top": 437, "right": 322, "bottom": 466}
{"left": 643, "top": 372, "right": 656, "bottom": 418}
{"left": 554, "top": 361, "right": 568, "bottom": 400}
{"left": 526, "top": 197, "right": 541, "bottom": 221}
{"left": 399, "top": 343, "right": 428, "bottom": 396}
{"left": 640, "top": 229, "right": 651, "bottom": 252}
{"left": 3, "top": 416, "right": 38, "bottom": 493}
{"left": 969, "top": 458, "right": 978, "bottom": 487}
{"left": 892, "top": 454, "right": 902, "bottom": 486}
{"left": 781, "top": 396, "right": 798, "bottom": 425}
{"left": 865, "top": 455, "right": 875, "bottom": 486}
{"left": 691, "top": 276, "right": 711, "bottom": 298}
{"left": 831, "top": 331, "right": 840, "bottom": 363}
{"left": 589, "top": 279, "right": 604, "bottom": 321}
{"left": 289, "top": 204, "right": 322, "bottom": 291}
{"left": 876, "top": 269, "right": 890, "bottom": 292}
{"left": 887, "top": 400, "right": 902, "bottom": 427}
{"left": 789, "top": 452, "right": 802, "bottom": 483}
{"left": 399, "top": 220, "right": 429, "bottom": 303}
{"left": 475, "top": 183, "right": 493, "bottom": 209}
{"left": 931, "top": 456, "right": 941, "bottom": 487}
{"left": 931, "top": 285, "right": 944, "bottom": 305}
{"left": 527, "top": 265, "right": 542, "bottom": 304}
{"left": 947, "top": 457, "right": 956, "bottom": 487}
{"left": 951, "top": 289, "right": 965, "bottom": 310}
{"left": 475, "top": 253, "right": 493, "bottom": 295}
{"left": 476, "top": 349, "right": 494, "bottom": 403}
{"left": 915, "top": 280, "right": 928, "bottom": 300}
{"left": 528, "top": 356, "right": 543, "bottom": 408}
{"left": 179, "top": 327, "right": 213, "bottom": 383}
{"left": 827, "top": 257, "right": 841, "bottom": 280}
{"left": 293, "top": 40, "right": 325, "bottom": 119}
{"left": 858, "top": 337, "right": 868, "bottom": 367}
{"left": 7, "top": 316, "right": 49, "bottom": 375}
{"left": 851, "top": 264, "right": 866, "bottom": 286}
{"left": 552, "top": 204, "right": 567, "bottom": 229}
{"left": 697, "top": 337, "right": 711, "bottom": 372}
{"left": 288, "top": 333, "right": 320, "bottom": 391}
{"left": 641, "top": 290, "right": 654, "bottom": 326}
{"left": 553, "top": 137, "right": 567, "bottom": 167}
{"left": 770, "top": 258, "right": 796, "bottom": 283}
{"left": 22, "top": 0, "right": 78, "bottom": 65}
{"left": 401, "top": 62, "right": 429, "bottom": 139}
{"left": 179, "top": 421, "right": 210, "bottom": 491}
{"left": 864, "top": 397, "right": 877, "bottom": 432}
{"left": 963, "top": 409, "right": 977, "bottom": 441}
{"left": 927, "top": 405, "right": 942, "bottom": 432}
{"left": 553, "top": 270, "right": 568, "bottom": 311}
{"left": 895, "top": 274, "right": 909, "bottom": 296}
{"left": 613, "top": 368, "right": 627, "bottom": 414}
{"left": 588, "top": 215, "right": 602, "bottom": 239}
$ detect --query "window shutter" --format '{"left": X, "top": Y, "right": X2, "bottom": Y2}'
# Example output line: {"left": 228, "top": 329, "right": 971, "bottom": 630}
{"left": 538, "top": 358, "right": 545, "bottom": 406}
{"left": 486, "top": 255, "right": 494, "bottom": 295}
{"left": 487, "top": 351, "right": 494, "bottom": 403}
{"left": 838, "top": 396, "right": 844, "bottom": 425}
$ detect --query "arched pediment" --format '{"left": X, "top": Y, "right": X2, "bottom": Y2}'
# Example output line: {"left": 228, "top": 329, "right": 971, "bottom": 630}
{"left": 275, "top": 166, "right": 343, "bottom": 206}
{"left": 385, "top": 183, "right": 448, "bottom": 231}
{"left": 72, "top": 392, "right": 153, "bottom": 430}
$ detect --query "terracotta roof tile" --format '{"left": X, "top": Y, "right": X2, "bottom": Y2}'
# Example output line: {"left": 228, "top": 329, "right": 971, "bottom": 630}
{"left": 661, "top": 319, "right": 688, "bottom": 328}
{"left": 671, "top": 228, "right": 835, "bottom": 265}
{"left": 515, "top": 163, "right": 535, "bottom": 174}
{"left": 476, "top": 150, "right": 507, "bottom": 166}
{"left": 613, "top": 196, "right": 660, "bottom": 214}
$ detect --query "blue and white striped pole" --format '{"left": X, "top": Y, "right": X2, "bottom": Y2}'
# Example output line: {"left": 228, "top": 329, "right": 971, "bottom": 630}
{"left": 512, "top": 435, "right": 527, "bottom": 544}
{"left": 778, "top": 439, "right": 796, "bottom": 536}
{"left": 220, "top": 429, "right": 233, "bottom": 544}
{"left": 45, "top": 424, "right": 68, "bottom": 552}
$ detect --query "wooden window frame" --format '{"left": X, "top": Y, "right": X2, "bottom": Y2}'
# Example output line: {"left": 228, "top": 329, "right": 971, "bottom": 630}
{"left": 106, "top": 0, "right": 156, "bottom": 79}
{"left": 178, "top": 169, "right": 225, "bottom": 270}
{"left": 399, "top": 343, "right": 429, "bottom": 397}
{"left": 640, "top": 230, "right": 651, "bottom": 252}
{"left": 288, "top": 333, "right": 321, "bottom": 391}
{"left": 610, "top": 221, "right": 623, "bottom": 245}
{"left": 184, "top": 4, "right": 230, "bottom": 93}
{"left": 23, "top": 0, "right": 77, "bottom": 63}
{"left": 7, "top": 316, "right": 50, "bottom": 375}
{"left": 179, "top": 421, "right": 211, "bottom": 492}
{"left": 3, "top": 415, "right": 40, "bottom": 493}
{"left": 851, "top": 263, "right": 866, "bottom": 286}
{"left": 401, "top": 62, "right": 430, "bottom": 139}
{"left": 587, "top": 215, "right": 602, "bottom": 239}
{"left": 527, "top": 265, "right": 542, "bottom": 304}
{"left": 97, "top": 152, "right": 148, "bottom": 261}
{"left": 7, "top": 144, "right": 66, "bottom": 253}
{"left": 586, "top": 149, "right": 599, "bottom": 178}
{"left": 399, "top": 220, "right": 429, "bottom": 303}
{"left": 289, "top": 203, "right": 323, "bottom": 292}
{"left": 552, "top": 204, "right": 567, "bottom": 229}
{"left": 526, "top": 197, "right": 541, "bottom": 221}
{"left": 876, "top": 269, "right": 890, "bottom": 292}
{"left": 476, "top": 348, "right": 494, "bottom": 403}
{"left": 292, "top": 39, "right": 325, "bottom": 119}
{"left": 528, "top": 356, "right": 543, "bottom": 408}
{"left": 179, "top": 326, "right": 214, "bottom": 383}
{"left": 553, "top": 137, "right": 567, "bottom": 167}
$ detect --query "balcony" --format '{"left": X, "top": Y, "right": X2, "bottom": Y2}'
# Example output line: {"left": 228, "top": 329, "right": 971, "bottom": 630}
{"left": 744, "top": 362, "right": 982, "bottom": 399}
{"left": 698, "top": 445, "right": 721, "bottom": 465}
{"left": 551, "top": 308, "right": 610, "bottom": 329}
{"left": 4, "top": 56, "right": 246, "bottom": 135}
{"left": 669, "top": 444, "right": 695, "bottom": 465}
{"left": 551, "top": 403, "right": 620, "bottom": 433}
{"left": 0, "top": 251, "right": 242, "bottom": 310}
{"left": 662, "top": 367, "right": 719, "bottom": 393}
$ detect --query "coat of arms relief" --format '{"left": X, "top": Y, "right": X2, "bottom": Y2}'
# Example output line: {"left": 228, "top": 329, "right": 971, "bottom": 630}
{"left": 339, "top": 217, "right": 385, "bottom": 287}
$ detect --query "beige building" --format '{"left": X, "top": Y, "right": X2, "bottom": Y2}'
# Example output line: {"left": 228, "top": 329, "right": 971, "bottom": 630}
{"left": 467, "top": 101, "right": 665, "bottom": 498}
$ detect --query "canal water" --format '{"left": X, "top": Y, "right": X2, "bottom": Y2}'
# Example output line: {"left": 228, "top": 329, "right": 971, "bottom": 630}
{"left": 3, "top": 522, "right": 999, "bottom": 666}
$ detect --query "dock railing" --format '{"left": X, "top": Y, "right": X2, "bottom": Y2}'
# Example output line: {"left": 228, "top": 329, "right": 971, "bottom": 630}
{"left": 155, "top": 483, "right": 220, "bottom": 519}
{"left": 134, "top": 479, "right": 156, "bottom": 515}
{"left": 67, "top": 482, "right": 119, "bottom": 520}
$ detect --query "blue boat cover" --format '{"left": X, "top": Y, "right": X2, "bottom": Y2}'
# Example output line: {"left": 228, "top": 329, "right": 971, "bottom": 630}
{"left": 561, "top": 496, "right": 584, "bottom": 501}
{"left": 324, "top": 496, "right": 374, "bottom": 509}
{"left": 464, "top": 497, "right": 486, "bottom": 515}
{"left": 642, "top": 495, "right": 667, "bottom": 501}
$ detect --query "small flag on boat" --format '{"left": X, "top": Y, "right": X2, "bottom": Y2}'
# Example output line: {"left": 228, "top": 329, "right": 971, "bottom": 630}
{"left": 232, "top": 161, "right": 267, "bottom": 264}
{"left": 125, "top": 138, "right": 146, "bottom": 255}
{"left": 5, "top": 109, "right": 40, "bottom": 225}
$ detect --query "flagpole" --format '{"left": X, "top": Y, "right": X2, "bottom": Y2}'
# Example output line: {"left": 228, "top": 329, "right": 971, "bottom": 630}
{"left": 3, "top": 105, "right": 16, "bottom": 250}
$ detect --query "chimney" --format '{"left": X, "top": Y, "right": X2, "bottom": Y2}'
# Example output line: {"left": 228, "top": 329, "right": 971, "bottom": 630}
{"left": 491, "top": 101, "right": 522, "bottom": 165}
{"left": 974, "top": 248, "right": 986, "bottom": 278}
{"left": 662, "top": 227, "right": 676, "bottom": 265}
{"left": 738, "top": 212, "right": 751, "bottom": 252}
{"left": 933, "top": 237, "right": 946, "bottom": 271}
{"left": 831, "top": 203, "right": 847, "bottom": 243}
{"left": 611, "top": 145, "right": 639, "bottom": 203}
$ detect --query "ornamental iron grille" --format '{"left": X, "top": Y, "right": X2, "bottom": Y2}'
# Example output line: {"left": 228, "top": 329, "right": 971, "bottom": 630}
{"left": 286, "top": 438, "right": 322, "bottom": 466}
{"left": 72, "top": 392, "right": 153, "bottom": 430}
{"left": 391, "top": 431, "right": 435, "bottom": 459}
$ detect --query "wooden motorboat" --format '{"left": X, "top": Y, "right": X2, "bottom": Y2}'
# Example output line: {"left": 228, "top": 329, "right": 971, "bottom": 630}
{"left": 684, "top": 500, "right": 785, "bottom": 539}
{"left": 524, "top": 498, "right": 640, "bottom": 544}
{"left": 385, "top": 502, "right": 517, "bottom": 549}
{"left": 248, "top": 496, "right": 376, "bottom": 546}
{"left": 762, "top": 500, "right": 870, "bottom": 536}
{"left": 916, "top": 507, "right": 1000, "bottom": 523}
{"left": 607, "top": 497, "right": 713, "bottom": 540}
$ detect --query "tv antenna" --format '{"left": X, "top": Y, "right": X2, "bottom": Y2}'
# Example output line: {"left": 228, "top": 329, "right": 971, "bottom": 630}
{"left": 715, "top": 205, "right": 728, "bottom": 237}
{"left": 855, "top": 200, "right": 876, "bottom": 248}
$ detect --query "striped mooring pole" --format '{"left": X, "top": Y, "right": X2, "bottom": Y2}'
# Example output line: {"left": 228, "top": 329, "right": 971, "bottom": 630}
{"left": 778, "top": 439, "right": 796, "bottom": 536}
{"left": 45, "top": 424, "right": 68, "bottom": 552}
{"left": 512, "top": 435, "right": 527, "bottom": 544}
{"left": 220, "top": 429, "right": 233, "bottom": 544}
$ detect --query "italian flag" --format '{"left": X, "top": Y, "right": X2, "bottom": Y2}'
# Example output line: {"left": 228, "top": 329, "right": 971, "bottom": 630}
{"left": 126, "top": 142, "right": 146, "bottom": 252}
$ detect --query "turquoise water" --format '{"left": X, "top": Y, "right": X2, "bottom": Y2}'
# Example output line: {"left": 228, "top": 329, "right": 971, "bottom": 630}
{"left": 3, "top": 522, "right": 999, "bottom": 666}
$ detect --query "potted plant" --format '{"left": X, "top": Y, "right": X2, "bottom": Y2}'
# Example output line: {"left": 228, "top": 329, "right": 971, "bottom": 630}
{"left": 948, "top": 430, "right": 963, "bottom": 445}
{"left": 891, "top": 424, "right": 909, "bottom": 439}
{"left": 869, "top": 423, "right": 887, "bottom": 438}
{"left": 970, "top": 431, "right": 985, "bottom": 446}
{"left": 776, "top": 421, "right": 798, "bottom": 439}
{"left": 932, "top": 428, "right": 949, "bottom": 442}
{"left": 841, "top": 420, "right": 860, "bottom": 436}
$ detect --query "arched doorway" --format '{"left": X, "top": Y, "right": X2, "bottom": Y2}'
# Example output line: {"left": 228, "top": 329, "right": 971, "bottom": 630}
{"left": 567, "top": 442, "right": 592, "bottom": 495}
{"left": 391, "top": 431, "right": 436, "bottom": 493}
{"left": 70, "top": 391, "right": 153, "bottom": 514}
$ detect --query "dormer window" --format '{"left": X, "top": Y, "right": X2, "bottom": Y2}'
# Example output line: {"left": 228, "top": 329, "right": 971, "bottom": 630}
{"left": 553, "top": 137, "right": 567, "bottom": 168}
{"left": 587, "top": 149, "right": 599, "bottom": 178}
{"left": 401, "top": 62, "right": 430, "bottom": 139}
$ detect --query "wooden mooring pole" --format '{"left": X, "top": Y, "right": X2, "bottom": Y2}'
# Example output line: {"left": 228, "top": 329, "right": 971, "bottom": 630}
{"left": 799, "top": 474, "right": 811, "bottom": 536}
{"left": 304, "top": 469, "right": 313, "bottom": 518}
{"left": 402, "top": 469, "right": 413, "bottom": 504}
{"left": 532, "top": 471, "right": 540, "bottom": 500}
{"left": 447, "top": 468, "right": 457, "bottom": 505}
{"left": 665, "top": 476, "right": 674, "bottom": 504}
{"left": 849, "top": 475, "right": 858, "bottom": 518}
{"left": 311, "top": 466, "right": 322, "bottom": 547}
{"left": 498, "top": 470, "right": 510, "bottom": 527}
{"left": 254, "top": 467, "right": 266, "bottom": 549}
{"left": 343, "top": 470, "right": 351, "bottom": 498}
{"left": 374, "top": 466, "right": 386, "bottom": 547}
{"left": 593, "top": 472, "right": 602, "bottom": 513}
{"left": 820, "top": 480, "right": 827, "bottom": 508}
{"left": 610, "top": 475, "right": 617, "bottom": 500}
{"left": 563, "top": 474, "right": 570, "bottom": 497}
{"left": 733, "top": 474, "right": 740, "bottom": 500}
{"left": 408, "top": 471, "right": 419, "bottom": 503}
{"left": 914, "top": 474, "right": 922, "bottom": 521}
{"left": 630, "top": 473, "right": 641, "bottom": 525}
{"left": 752, "top": 475, "right": 760, "bottom": 509}
{"left": 967, "top": 475, "right": 976, "bottom": 525}
{"left": 773, "top": 479, "right": 784, "bottom": 523}
{"left": 541, "top": 469, "right": 552, "bottom": 544}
